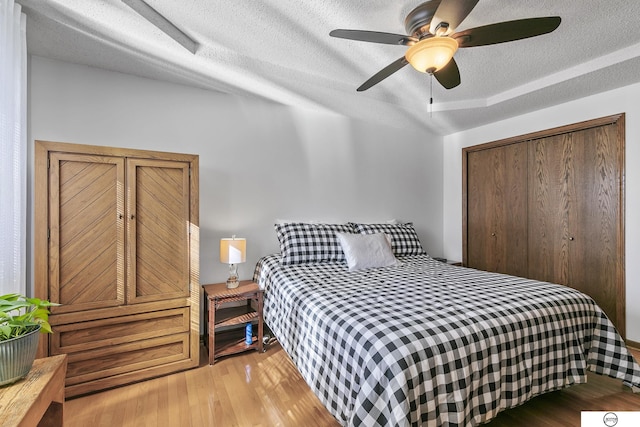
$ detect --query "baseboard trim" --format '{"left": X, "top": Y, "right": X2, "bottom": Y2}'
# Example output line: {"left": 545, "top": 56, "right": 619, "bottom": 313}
{"left": 626, "top": 339, "right": 640, "bottom": 350}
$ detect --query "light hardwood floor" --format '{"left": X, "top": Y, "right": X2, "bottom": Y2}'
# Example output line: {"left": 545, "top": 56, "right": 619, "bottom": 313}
{"left": 65, "top": 344, "right": 640, "bottom": 426}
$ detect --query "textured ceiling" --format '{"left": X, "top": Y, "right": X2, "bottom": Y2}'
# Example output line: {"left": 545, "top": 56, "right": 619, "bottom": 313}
{"left": 16, "top": 0, "right": 640, "bottom": 135}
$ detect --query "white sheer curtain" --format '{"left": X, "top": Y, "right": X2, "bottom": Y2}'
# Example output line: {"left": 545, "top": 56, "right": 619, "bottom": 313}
{"left": 0, "top": 0, "right": 27, "bottom": 296}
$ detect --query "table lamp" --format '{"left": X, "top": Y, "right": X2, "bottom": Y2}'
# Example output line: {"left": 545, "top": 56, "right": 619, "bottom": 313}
{"left": 220, "top": 236, "right": 246, "bottom": 289}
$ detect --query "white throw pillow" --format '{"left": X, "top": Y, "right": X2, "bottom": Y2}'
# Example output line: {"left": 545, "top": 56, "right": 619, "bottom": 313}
{"left": 336, "top": 232, "right": 399, "bottom": 271}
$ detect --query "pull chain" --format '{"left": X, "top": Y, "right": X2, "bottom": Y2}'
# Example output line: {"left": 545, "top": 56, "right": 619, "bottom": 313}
{"left": 429, "top": 73, "right": 433, "bottom": 118}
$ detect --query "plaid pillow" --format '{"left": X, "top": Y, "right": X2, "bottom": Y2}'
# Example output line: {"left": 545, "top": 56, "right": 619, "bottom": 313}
{"left": 275, "top": 222, "right": 356, "bottom": 265}
{"left": 350, "top": 222, "right": 426, "bottom": 256}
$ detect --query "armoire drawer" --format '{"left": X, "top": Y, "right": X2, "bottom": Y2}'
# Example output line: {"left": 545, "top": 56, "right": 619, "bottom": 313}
{"left": 50, "top": 307, "right": 190, "bottom": 354}
{"left": 63, "top": 333, "right": 190, "bottom": 386}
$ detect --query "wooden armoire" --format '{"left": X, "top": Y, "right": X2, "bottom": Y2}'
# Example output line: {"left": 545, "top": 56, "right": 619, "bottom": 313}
{"left": 35, "top": 141, "right": 200, "bottom": 397}
{"left": 463, "top": 114, "right": 625, "bottom": 338}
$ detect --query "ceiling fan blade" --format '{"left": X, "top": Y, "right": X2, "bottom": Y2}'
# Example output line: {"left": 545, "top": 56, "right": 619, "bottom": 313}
{"left": 357, "top": 57, "right": 409, "bottom": 91}
{"left": 430, "top": 0, "right": 479, "bottom": 35}
{"left": 453, "top": 17, "right": 561, "bottom": 48}
{"left": 433, "top": 58, "right": 461, "bottom": 89}
{"left": 330, "top": 29, "right": 417, "bottom": 46}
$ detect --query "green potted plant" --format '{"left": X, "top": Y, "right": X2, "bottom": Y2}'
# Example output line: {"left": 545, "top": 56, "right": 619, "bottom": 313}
{"left": 0, "top": 293, "right": 58, "bottom": 386}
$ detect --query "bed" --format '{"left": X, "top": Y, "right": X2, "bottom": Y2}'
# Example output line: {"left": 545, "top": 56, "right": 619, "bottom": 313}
{"left": 254, "top": 222, "right": 640, "bottom": 426}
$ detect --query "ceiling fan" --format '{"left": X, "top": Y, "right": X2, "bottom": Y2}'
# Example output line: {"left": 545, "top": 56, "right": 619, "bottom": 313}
{"left": 330, "top": 0, "right": 561, "bottom": 91}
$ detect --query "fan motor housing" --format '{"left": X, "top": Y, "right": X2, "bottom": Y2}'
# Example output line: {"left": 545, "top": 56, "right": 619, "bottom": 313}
{"left": 405, "top": 0, "right": 441, "bottom": 38}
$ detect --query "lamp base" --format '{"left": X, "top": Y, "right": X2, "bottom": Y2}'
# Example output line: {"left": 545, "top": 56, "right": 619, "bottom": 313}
{"left": 226, "top": 263, "right": 239, "bottom": 289}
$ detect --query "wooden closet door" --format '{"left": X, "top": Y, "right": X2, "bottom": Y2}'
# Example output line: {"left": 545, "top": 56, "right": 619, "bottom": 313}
{"left": 48, "top": 153, "right": 125, "bottom": 313}
{"left": 126, "top": 159, "right": 191, "bottom": 304}
{"left": 527, "top": 134, "right": 570, "bottom": 285}
{"left": 567, "top": 124, "right": 621, "bottom": 329}
{"left": 466, "top": 143, "right": 528, "bottom": 276}
{"left": 528, "top": 125, "right": 622, "bottom": 333}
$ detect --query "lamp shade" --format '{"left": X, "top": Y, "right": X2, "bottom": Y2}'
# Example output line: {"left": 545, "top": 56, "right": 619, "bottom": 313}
{"left": 405, "top": 37, "right": 458, "bottom": 73}
{"left": 220, "top": 237, "right": 246, "bottom": 264}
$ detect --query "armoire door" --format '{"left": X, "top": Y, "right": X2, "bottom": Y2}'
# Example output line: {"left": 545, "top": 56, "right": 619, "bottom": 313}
{"left": 47, "top": 152, "right": 126, "bottom": 314}
{"left": 127, "top": 159, "right": 191, "bottom": 304}
{"left": 466, "top": 143, "right": 528, "bottom": 277}
{"left": 528, "top": 124, "right": 622, "bottom": 331}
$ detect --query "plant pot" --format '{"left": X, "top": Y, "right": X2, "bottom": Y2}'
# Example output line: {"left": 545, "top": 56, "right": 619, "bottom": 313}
{"left": 0, "top": 325, "right": 41, "bottom": 386}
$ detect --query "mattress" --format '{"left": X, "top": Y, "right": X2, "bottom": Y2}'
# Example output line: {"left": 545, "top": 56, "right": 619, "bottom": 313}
{"left": 254, "top": 254, "right": 640, "bottom": 426}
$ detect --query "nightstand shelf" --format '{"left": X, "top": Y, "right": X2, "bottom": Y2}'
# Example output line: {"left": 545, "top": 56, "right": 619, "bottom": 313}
{"left": 216, "top": 306, "right": 259, "bottom": 328}
{"left": 203, "top": 281, "right": 264, "bottom": 364}
{"left": 214, "top": 329, "right": 260, "bottom": 358}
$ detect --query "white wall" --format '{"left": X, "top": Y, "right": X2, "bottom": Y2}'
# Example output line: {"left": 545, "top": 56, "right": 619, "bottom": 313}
{"left": 442, "top": 82, "right": 640, "bottom": 342}
{"left": 28, "top": 55, "right": 444, "bottom": 288}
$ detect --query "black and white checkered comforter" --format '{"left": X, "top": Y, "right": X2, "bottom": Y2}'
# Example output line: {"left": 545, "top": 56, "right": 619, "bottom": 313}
{"left": 254, "top": 254, "right": 640, "bottom": 426}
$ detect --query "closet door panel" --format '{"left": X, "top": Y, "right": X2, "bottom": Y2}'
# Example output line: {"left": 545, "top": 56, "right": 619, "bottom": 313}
{"left": 568, "top": 124, "right": 620, "bottom": 328}
{"left": 467, "top": 144, "right": 528, "bottom": 276}
{"left": 529, "top": 125, "right": 622, "bottom": 333}
{"left": 466, "top": 149, "right": 491, "bottom": 270}
{"left": 127, "top": 159, "right": 191, "bottom": 304}
{"left": 48, "top": 153, "right": 125, "bottom": 314}
{"left": 528, "top": 134, "right": 571, "bottom": 285}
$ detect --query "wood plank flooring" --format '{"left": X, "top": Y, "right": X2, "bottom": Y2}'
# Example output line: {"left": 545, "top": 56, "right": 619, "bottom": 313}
{"left": 65, "top": 344, "right": 640, "bottom": 426}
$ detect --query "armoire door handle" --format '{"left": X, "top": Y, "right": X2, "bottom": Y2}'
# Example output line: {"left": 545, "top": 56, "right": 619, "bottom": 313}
{"left": 568, "top": 237, "right": 575, "bottom": 241}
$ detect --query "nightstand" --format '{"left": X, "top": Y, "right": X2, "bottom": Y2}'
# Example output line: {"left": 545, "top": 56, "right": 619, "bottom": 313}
{"left": 202, "top": 280, "right": 264, "bottom": 365}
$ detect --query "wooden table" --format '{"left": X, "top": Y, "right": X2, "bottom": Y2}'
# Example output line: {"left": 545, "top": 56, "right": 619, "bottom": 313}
{"left": 0, "top": 354, "right": 67, "bottom": 427}
{"left": 202, "top": 281, "right": 264, "bottom": 364}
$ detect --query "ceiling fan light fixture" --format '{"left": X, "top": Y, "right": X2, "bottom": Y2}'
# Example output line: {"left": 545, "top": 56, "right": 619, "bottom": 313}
{"left": 405, "top": 37, "right": 458, "bottom": 73}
